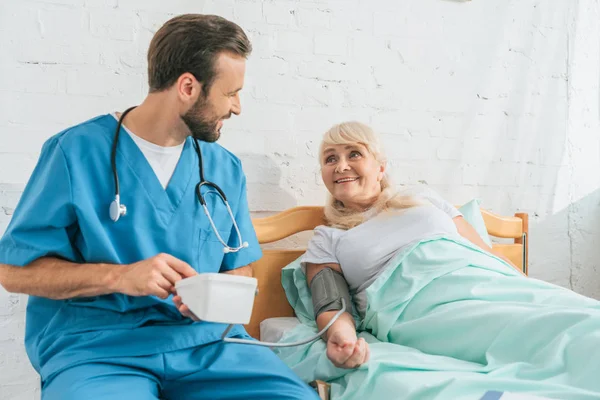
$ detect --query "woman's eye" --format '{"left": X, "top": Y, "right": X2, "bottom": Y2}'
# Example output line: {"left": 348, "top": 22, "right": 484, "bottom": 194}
{"left": 349, "top": 151, "right": 362, "bottom": 158}
{"left": 325, "top": 156, "right": 336, "bottom": 164}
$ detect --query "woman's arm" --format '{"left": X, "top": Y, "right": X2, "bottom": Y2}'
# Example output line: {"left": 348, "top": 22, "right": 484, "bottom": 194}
{"left": 305, "top": 262, "right": 356, "bottom": 340}
{"left": 306, "top": 262, "right": 370, "bottom": 368}
{"left": 453, "top": 216, "right": 525, "bottom": 275}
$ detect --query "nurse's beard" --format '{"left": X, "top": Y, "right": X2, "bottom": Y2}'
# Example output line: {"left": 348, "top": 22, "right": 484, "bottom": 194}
{"left": 181, "top": 97, "right": 221, "bottom": 143}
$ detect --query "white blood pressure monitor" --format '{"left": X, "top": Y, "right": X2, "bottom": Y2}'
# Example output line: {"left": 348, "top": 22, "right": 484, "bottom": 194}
{"left": 175, "top": 273, "right": 258, "bottom": 325}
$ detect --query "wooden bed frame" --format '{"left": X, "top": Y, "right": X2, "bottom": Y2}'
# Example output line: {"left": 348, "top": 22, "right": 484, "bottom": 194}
{"left": 245, "top": 206, "right": 529, "bottom": 340}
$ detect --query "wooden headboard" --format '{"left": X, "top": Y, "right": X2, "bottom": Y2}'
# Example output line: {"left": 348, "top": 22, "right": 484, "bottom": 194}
{"left": 244, "top": 206, "right": 529, "bottom": 339}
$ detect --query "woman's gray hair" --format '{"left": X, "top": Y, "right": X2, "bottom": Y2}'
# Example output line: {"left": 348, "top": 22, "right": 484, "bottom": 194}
{"left": 319, "top": 121, "right": 421, "bottom": 230}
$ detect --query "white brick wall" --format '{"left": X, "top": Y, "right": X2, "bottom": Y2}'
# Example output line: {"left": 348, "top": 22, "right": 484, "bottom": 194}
{"left": 1, "top": 0, "right": 600, "bottom": 398}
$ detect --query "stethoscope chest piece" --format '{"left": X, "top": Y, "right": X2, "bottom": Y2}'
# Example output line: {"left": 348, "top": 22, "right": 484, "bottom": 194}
{"left": 109, "top": 194, "right": 127, "bottom": 222}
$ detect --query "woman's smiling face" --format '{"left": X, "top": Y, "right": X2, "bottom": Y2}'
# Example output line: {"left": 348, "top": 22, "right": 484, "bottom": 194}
{"left": 320, "top": 142, "right": 385, "bottom": 210}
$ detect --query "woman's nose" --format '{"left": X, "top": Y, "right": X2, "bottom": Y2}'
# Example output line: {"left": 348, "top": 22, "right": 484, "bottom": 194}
{"left": 335, "top": 160, "right": 350, "bottom": 173}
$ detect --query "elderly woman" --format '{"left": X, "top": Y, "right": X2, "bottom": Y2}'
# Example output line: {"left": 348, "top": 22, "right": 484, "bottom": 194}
{"left": 290, "top": 121, "right": 600, "bottom": 399}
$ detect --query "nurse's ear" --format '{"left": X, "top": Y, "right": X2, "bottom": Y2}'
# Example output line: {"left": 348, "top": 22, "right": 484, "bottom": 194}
{"left": 176, "top": 72, "right": 202, "bottom": 107}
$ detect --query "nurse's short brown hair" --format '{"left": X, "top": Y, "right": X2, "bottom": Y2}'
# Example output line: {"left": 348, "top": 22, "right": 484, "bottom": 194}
{"left": 147, "top": 14, "right": 252, "bottom": 94}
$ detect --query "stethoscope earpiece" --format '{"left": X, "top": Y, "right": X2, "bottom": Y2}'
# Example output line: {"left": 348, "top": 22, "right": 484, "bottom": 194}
{"left": 222, "top": 242, "right": 249, "bottom": 254}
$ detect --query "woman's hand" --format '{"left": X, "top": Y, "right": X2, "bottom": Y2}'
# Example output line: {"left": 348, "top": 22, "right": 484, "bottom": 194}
{"left": 326, "top": 323, "right": 370, "bottom": 369}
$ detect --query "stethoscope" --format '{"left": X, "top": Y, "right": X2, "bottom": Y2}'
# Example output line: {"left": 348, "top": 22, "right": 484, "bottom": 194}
{"left": 109, "top": 106, "right": 248, "bottom": 254}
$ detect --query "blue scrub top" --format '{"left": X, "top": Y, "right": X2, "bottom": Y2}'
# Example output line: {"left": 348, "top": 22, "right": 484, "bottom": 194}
{"left": 0, "top": 114, "right": 263, "bottom": 381}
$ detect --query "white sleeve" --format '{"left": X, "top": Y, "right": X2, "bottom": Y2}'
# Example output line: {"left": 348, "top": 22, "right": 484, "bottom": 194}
{"left": 403, "top": 186, "right": 462, "bottom": 219}
{"left": 300, "top": 226, "right": 339, "bottom": 267}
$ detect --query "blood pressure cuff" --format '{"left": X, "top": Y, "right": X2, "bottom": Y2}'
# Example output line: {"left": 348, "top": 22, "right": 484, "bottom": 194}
{"left": 309, "top": 267, "right": 351, "bottom": 319}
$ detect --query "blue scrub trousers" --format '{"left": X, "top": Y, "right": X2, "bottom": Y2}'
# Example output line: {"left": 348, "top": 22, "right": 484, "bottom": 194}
{"left": 42, "top": 339, "right": 320, "bottom": 400}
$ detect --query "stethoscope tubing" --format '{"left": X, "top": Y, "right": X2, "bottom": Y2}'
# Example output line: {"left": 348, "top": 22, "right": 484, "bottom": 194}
{"left": 110, "top": 107, "right": 247, "bottom": 253}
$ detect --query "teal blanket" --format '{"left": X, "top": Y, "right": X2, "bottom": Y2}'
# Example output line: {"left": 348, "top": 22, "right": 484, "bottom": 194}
{"left": 275, "top": 237, "right": 600, "bottom": 399}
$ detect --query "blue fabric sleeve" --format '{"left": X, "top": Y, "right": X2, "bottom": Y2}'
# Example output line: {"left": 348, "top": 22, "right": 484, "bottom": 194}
{"left": 0, "top": 138, "right": 78, "bottom": 266}
{"left": 219, "top": 174, "right": 262, "bottom": 272}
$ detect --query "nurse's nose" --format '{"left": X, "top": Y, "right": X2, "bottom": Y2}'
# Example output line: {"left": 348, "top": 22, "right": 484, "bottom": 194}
{"left": 231, "top": 93, "right": 241, "bottom": 115}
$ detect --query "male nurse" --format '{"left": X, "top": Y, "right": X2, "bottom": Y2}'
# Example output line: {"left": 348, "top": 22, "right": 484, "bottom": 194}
{"left": 0, "top": 14, "right": 319, "bottom": 400}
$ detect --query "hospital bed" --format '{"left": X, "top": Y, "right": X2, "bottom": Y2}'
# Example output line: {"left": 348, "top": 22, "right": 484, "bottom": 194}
{"left": 247, "top": 205, "right": 529, "bottom": 400}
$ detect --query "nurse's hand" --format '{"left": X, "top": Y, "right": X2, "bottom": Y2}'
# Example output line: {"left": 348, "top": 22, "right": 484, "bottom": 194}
{"left": 116, "top": 253, "right": 197, "bottom": 299}
{"left": 326, "top": 325, "right": 370, "bottom": 369}
{"left": 172, "top": 295, "right": 200, "bottom": 321}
